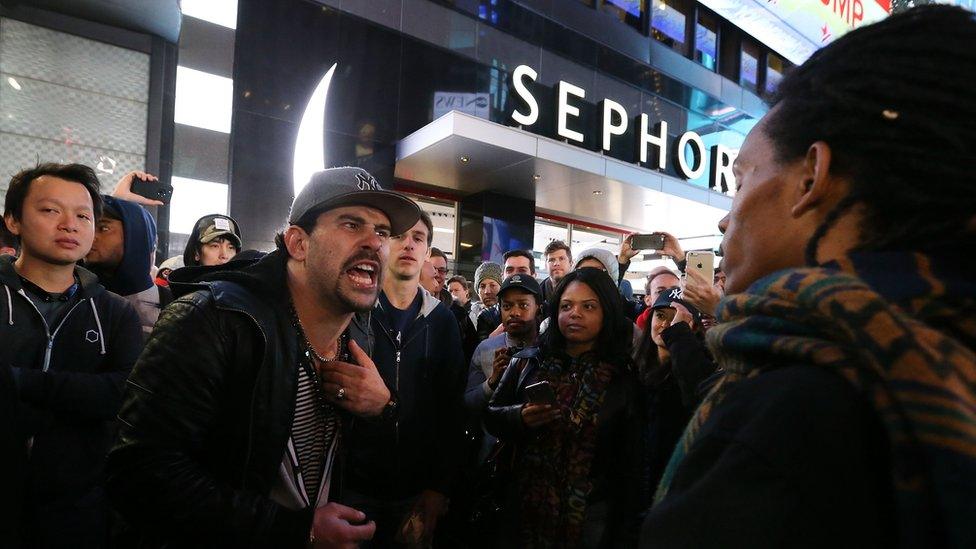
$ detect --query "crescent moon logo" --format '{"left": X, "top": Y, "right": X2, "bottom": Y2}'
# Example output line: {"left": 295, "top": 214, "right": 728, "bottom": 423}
{"left": 293, "top": 63, "right": 338, "bottom": 195}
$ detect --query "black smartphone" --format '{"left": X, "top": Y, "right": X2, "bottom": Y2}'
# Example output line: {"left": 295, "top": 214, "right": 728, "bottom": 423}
{"left": 131, "top": 178, "right": 174, "bottom": 204}
{"left": 630, "top": 233, "right": 665, "bottom": 250}
{"left": 524, "top": 381, "right": 556, "bottom": 405}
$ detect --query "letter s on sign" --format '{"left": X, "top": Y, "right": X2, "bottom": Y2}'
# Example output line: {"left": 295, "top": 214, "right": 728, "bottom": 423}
{"left": 511, "top": 65, "right": 539, "bottom": 126}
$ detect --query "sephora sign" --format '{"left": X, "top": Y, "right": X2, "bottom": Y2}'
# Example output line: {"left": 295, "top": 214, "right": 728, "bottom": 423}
{"left": 508, "top": 65, "right": 736, "bottom": 196}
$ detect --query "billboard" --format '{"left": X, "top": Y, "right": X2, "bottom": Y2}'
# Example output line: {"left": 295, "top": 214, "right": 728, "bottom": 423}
{"left": 699, "top": 0, "right": 892, "bottom": 64}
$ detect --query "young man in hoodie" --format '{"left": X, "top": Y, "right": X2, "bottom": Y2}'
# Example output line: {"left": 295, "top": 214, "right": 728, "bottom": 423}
{"left": 85, "top": 173, "right": 171, "bottom": 337}
{"left": 339, "top": 211, "right": 466, "bottom": 547}
{"left": 1, "top": 163, "right": 143, "bottom": 548}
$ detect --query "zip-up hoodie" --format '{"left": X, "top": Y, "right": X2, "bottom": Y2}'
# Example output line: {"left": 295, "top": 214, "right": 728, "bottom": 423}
{"left": 91, "top": 196, "right": 164, "bottom": 336}
{"left": 0, "top": 255, "right": 143, "bottom": 547}
{"left": 341, "top": 288, "right": 467, "bottom": 500}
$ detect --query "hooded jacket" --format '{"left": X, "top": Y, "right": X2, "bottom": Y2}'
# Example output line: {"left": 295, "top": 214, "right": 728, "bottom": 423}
{"left": 341, "top": 288, "right": 466, "bottom": 500}
{"left": 92, "top": 196, "right": 168, "bottom": 337}
{"left": 106, "top": 250, "right": 374, "bottom": 548}
{"left": 0, "top": 255, "right": 143, "bottom": 547}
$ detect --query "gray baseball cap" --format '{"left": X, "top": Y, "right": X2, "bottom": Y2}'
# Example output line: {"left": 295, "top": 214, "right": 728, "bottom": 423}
{"left": 289, "top": 167, "right": 421, "bottom": 236}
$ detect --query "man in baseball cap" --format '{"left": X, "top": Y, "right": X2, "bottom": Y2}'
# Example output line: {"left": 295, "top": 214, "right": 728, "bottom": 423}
{"left": 109, "top": 167, "right": 421, "bottom": 547}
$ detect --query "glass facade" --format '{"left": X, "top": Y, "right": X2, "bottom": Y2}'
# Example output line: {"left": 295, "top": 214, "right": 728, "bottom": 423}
{"left": 602, "top": 0, "right": 647, "bottom": 32}
{"left": 695, "top": 10, "right": 718, "bottom": 70}
{"left": 766, "top": 52, "right": 786, "bottom": 95}
{"left": 222, "top": 0, "right": 763, "bottom": 250}
{"left": 0, "top": 18, "right": 150, "bottom": 199}
{"left": 651, "top": 0, "right": 690, "bottom": 55}
{"left": 740, "top": 39, "right": 761, "bottom": 94}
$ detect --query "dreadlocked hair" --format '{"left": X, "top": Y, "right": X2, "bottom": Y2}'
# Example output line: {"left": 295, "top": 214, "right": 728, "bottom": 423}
{"left": 763, "top": 5, "right": 976, "bottom": 264}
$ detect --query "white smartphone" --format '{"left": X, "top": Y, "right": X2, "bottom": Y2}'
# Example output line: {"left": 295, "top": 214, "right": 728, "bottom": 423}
{"left": 685, "top": 251, "right": 715, "bottom": 283}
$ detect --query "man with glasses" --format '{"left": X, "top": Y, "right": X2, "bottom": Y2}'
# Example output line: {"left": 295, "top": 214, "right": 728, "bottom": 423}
{"left": 421, "top": 247, "right": 452, "bottom": 308}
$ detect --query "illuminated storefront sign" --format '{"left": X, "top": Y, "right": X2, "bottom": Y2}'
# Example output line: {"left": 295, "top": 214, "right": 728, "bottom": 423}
{"left": 697, "top": 0, "right": 891, "bottom": 64}
{"left": 509, "top": 65, "right": 736, "bottom": 195}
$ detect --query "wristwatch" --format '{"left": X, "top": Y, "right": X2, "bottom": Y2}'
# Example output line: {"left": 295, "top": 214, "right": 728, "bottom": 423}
{"left": 381, "top": 392, "right": 399, "bottom": 422}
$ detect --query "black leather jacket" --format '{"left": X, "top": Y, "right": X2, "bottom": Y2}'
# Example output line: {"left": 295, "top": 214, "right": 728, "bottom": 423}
{"left": 106, "top": 251, "right": 373, "bottom": 548}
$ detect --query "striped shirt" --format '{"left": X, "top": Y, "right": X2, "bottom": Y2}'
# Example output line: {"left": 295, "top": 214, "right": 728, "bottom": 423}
{"left": 291, "top": 355, "right": 339, "bottom": 502}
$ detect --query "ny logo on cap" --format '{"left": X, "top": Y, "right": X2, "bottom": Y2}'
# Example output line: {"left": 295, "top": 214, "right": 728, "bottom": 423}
{"left": 668, "top": 287, "right": 683, "bottom": 300}
{"left": 356, "top": 172, "right": 379, "bottom": 191}
{"left": 510, "top": 275, "right": 522, "bottom": 283}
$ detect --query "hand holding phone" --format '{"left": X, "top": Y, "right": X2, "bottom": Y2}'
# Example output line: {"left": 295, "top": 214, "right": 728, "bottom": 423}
{"left": 524, "top": 380, "right": 556, "bottom": 405}
{"left": 112, "top": 170, "right": 172, "bottom": 206}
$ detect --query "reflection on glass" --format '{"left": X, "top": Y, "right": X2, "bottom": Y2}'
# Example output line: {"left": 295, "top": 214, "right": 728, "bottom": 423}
{"left": 651, "top": 0, "right": 688, "bottom": 55}
{"left": 695, "top": 12, "right": 718, "bottom": 71}
{"left": 571, "top": 226, "right": 621, "bottom": 261}
{"left": 740, "top": 40, "right": 760, "bottom": 94}
{"left": 477, "top": 0, "right": 500, "bottom": 25}
{"left": 766, "top": 53, "right": 785, "bottom": 95}
{"left": 602, "top": 0, "right": 646, "bottom": 32}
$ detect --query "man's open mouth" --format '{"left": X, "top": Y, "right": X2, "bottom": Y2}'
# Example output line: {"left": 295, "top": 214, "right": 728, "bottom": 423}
{"left": 345, "top": 261, "right": 378, "bottom": 287}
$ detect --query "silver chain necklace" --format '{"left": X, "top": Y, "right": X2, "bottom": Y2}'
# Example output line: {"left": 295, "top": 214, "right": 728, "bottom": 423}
{"left": 289, "top": 302, "right": 341, "bottom": 364}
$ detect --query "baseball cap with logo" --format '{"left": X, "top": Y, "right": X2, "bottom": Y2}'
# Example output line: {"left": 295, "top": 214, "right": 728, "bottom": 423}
{"left": 651, "top": 286, "right": 702, "bottom": 324}
{"left": 196, "top": 215, "right": 243, "bottom": 249}
{"left": 498, "top": 273, "right": 542, "bottom": 301}
{"left": 289, "top": 167, "right": 421, "bottom": 236}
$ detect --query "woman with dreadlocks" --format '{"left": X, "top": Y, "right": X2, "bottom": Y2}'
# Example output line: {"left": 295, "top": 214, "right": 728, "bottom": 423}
{"left": 641, "top": 5, "right": 976, "bottom": 548}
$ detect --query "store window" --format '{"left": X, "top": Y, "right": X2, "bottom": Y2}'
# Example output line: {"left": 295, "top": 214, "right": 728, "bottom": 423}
{"left": 718, "top": 25, "right": 739, "bottom": 81}
{"left": 650, "top": 0, "right": 690, "bottom": 56}
{"left": 601, "top": 0, "right": 647, "bottom": 33}
{"left": 571, "top": 226, "right": 621, "bottom": 259}
{"left": 412, "top": 196, "right": 458, "bottom": 267}
{"left": 695, "top": 11, "right": 719, "bottom": 71}
{"left": 533, "top": 219, "right": 570, "bottom": 278}
{"left": 740, "top": 39, "right": 761, "bottom": 94}
{"left": 765, "top": 52, "right": 786, "bottom": 95}
{"left": 0, "top": 18, "right": 150, "bottom": 200}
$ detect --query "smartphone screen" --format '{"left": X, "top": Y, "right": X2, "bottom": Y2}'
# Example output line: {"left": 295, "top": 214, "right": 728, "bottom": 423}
{"left": 630, "top": 233, "right": 665, "bottom": 250}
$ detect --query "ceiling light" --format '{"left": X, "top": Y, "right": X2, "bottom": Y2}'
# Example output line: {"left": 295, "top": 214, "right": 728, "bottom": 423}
{"left": 460, "top": 242, "right": 473, "bottom": 248}
{"left": 592, "top": 190, "right": 603, "bottom": 195}
{"left": 533, "top": 174, "right": 542, "bottom": 180}
{"left": 7, "top": 77, "right": 21, "bottom": 91}
{"left": 459, "top": 156, "right": 470, "bottom": 163}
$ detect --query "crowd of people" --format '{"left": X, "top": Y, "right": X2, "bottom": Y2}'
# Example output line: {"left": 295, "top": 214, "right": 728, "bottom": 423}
{"left": 2, "top": 6, "right": 975, "bottom": 549}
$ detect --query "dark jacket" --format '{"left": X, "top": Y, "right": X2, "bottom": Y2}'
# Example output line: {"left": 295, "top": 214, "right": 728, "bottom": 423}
{"left": 634, "top": 322, "right": 717, "bottom": 506}
{"left": 105, "top": 250, "right": 373, "bottom": 548}
{"left": 342, "top": 289, "right": 466, "bottom": 500}
{"left": 485, "top": 348, "right": 644, "bottom": 547}
{"left": 639, "top": 365, "right": 894, "bottom": 549}
{"left": 0, "top": 255, "right": 142, "bottom": 548}
{"left": 476, "top": 304, "right": 501, "bottom": 342}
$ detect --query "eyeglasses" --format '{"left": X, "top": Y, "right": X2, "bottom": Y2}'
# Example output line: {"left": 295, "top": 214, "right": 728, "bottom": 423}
{"left": 433, "top": 267, "right": 449, "bottom": 275}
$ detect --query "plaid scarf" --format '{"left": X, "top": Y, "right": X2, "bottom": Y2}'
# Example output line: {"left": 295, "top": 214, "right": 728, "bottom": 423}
{"left": 517, "top": 351, "right": 618, "bottom": 549}
{"left": 655, "top": 248, "right": 976, "bottom": 547}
